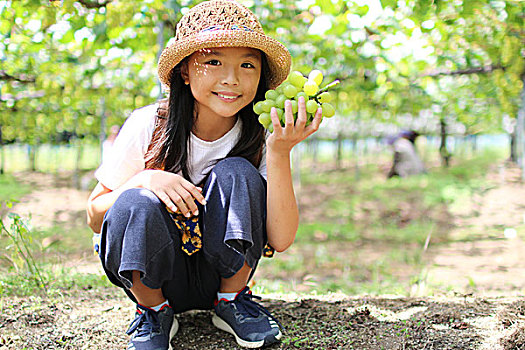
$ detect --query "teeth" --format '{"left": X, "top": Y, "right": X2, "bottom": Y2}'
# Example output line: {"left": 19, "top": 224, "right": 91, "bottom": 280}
{"left": 217, "top": 93, "right": 237, "bottom": 100}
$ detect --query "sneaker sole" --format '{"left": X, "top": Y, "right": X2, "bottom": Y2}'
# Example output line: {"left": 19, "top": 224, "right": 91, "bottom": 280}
{"left": 167, "top": 316, "right": 179, "bottom": 350}
{"left": 212, "top": 315, "right": 282, "bottom": 348}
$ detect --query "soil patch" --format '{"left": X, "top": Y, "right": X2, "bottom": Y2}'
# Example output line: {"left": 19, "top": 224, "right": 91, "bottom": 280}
{"left": 1, "top": 291, "right": 524, "bottom": 349}
{"left": 9, "top": 172, "right": 91, "bottom": 230}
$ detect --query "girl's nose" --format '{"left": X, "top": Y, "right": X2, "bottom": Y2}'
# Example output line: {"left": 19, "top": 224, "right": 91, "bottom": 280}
{"left": 221, "top": 67, "right": 239, "bottom": 85}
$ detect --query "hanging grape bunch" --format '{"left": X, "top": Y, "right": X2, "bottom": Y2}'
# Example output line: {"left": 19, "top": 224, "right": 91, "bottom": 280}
{"left": 253, "top": 70, "right": 339, "bottom": 132}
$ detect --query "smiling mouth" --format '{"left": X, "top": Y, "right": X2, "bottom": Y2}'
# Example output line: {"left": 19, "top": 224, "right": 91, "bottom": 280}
{"left": 214, "top": 92, "right": 241, "bottom": 100}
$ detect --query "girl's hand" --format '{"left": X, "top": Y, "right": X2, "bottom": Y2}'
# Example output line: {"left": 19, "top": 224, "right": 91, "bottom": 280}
{"left": 136, "top": 170, "right": 206, "bottom": 217}
{"left": 266, "top": 96, "right": 322, "bottom": 154}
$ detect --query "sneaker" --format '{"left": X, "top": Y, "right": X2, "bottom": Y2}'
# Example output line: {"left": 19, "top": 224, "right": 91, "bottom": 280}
{"left": 212, "top": 287, "right": 282, "bottom": 348}
{"left": 126, "top": 304, "right": 179, "bottom": 350}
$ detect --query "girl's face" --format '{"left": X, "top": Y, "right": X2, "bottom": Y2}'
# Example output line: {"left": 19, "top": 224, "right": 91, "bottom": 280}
{"left": 182, "top": 47, "right": 262, "bottom": 120}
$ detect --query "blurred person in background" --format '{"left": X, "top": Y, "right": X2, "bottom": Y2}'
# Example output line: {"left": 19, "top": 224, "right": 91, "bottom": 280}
{"left": 387, "top": 130, "right": 426, "bottom": 178}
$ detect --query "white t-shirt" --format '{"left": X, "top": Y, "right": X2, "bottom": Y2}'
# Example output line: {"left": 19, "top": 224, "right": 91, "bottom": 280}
{"left": 95, "top": 102, "right": 267, "bottom": 190}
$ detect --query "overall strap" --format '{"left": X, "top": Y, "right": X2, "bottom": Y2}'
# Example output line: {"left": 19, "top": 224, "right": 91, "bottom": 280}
{"left": 155, "top": 98, "right": 169, "bottom": 124}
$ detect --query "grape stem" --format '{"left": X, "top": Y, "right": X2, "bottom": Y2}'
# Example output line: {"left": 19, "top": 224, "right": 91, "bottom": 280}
{"left": 313, "top": 79, "right": 340, "bottom": 103}
{"left": 315, "top": 80, "right": 340, "bottom": 96}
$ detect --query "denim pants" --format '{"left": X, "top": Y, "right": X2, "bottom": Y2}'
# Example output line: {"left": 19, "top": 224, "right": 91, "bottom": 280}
{"left": 99, "top": 157, "right": 268, "bottom": 313}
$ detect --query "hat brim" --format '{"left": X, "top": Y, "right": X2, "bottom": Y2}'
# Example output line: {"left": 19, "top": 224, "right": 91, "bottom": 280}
{"left": 158, "top": 30, "right": 291, "bottom": 90}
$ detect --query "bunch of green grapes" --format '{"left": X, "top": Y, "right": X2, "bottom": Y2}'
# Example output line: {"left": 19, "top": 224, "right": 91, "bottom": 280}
{"left": 253, "top": 70, "right": 338, "bottom": 132}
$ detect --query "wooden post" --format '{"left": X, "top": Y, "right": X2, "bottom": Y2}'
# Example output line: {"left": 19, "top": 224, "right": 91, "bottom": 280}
{"left": 439, "top": 117, "right": 450, "bottom": 167}
{"left": 510, "top": 129, "right": 517, "bottom": 163}
{"left": 336, "top": 132, "right": 343, "bottom": 169}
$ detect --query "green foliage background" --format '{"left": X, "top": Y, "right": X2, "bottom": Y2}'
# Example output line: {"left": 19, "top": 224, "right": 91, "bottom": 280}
{"left": 1, "top": 0, "right": 524, "bottom": 144}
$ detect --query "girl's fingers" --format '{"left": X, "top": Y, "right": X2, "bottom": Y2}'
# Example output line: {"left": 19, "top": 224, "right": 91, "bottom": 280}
{"left": 157, "top": 191, "right": 178, "bottom": 214}
{"left": 270, "top": 107, "right": 282, "bottom": 134}
{"left": 283, "top": 100, "right": 294, "bottom": 129}
{"left": 182, "top": 182, "right": 207, "bottom": 206}
{"left": 167, "top": 189, "right": 192, "bottom": 217}
{"left": 178, "top": 177, "right": 206, "bottom": 208}
{"left": 176, "top": 188, "right": 201, "bottom": 217}
{"left": 296, "top": 96, "right": 307, "bottom": 128}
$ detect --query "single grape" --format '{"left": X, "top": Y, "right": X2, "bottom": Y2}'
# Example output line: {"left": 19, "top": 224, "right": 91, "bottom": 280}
{"left": 268, "top": 123, "right": 274, "bottom": 133}
{"left": 306, "top": 112, "right": 314, "bottom": 125}
{"left": 275, "top": 94, "right": 287, "bottom": 109}
{"left": 321, "top": 103, "right": 335, "bottom": 117}
{"left": 261, "top": 100, "right": 275, "bottom": 113}
{"left": 288, "top": 71, "right": 307, "bottom": 88}
{"left": 265, "top": 90, "right": 278, "bottom": 100}
{"left": 306, "top": 100, "right": 319, "bottom": 114}
{"left": 303, "top": 80, "right": 319, "bottom": 96}
{"left": 308, "top": 70, "right": 323, "bottom": 86}
{"left": 253, "top": 101, "right": 265, "bottom": 115}
{"left": 296, "top": 92, "right": 308, "bottom": 101}
{"left": 317, "top": 92, "right": 332, "bottom": 103}
{"left": 283, "top": 84, "right": 298, "bottom": 98}
{"left": 258, "top": 113, "right": 272, "bottom": 127}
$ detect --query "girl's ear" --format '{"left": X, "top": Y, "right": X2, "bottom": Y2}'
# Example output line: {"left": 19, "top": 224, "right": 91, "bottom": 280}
{"left": 180, "top": 62, "right": 190, "bottom": 85}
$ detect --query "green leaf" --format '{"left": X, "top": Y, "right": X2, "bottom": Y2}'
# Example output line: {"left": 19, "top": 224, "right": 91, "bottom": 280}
{"left": 413, "top": 1, "right": 431, "bottom": 18}
{"left": 380, "top": 0, "right": 397, "bottom": 10}
{"left": 355, "top": 5, "right": 369, "bottom": 17}
{"left": 461, "top": 0, "right": 475, "bottom": 17}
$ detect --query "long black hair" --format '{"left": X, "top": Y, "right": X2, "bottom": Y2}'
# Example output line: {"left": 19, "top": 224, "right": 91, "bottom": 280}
{"left": 145, "top": 53, "right": 270, "bottom": 183}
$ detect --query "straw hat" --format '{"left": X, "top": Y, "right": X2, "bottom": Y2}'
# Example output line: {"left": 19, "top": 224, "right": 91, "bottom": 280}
{"left": 157, "top": 0, "right": 291, "bottom": 89}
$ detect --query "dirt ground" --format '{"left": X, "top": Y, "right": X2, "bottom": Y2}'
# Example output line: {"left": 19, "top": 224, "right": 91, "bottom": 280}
{"left": 3, "top": 163, "right": 525, "bottom": 349}
{"left": 2, "top": 291, "right": 525, "bottom": 349}
{"left": 427, "top": 164, "right": 525, "bottom": 297}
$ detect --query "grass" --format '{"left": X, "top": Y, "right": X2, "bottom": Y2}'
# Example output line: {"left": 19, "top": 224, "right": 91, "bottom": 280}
{"left": 0, "top": 146, "right": 510, "bottom": 297}
{"left": 0, "top": 269, "right": 111, "bottom": 297}
{"left": 0, "top": 173, "right": 112, "bottom": 297}
{"left": 0, "top": 216, "right": 111, "bottom": 297}
{"left": 299, "top": 148, "right": 502, "bottom": 242}
{"left": 0, "top": 174, "right": 32, "bottom": 203}
{"left": 256, "top": 148, "right": 506, "bottom": 296}
{"left": 0, "top": 209, "right": 112, "bottom": 297}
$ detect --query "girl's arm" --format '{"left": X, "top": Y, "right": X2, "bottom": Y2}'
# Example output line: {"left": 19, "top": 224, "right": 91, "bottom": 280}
{"left": 87, "top": 170, "right": 206, "bottom": 233}
{"left": 265, "top": 97, "right": 322, "bottom": 252}
{"left": 87, "top": 175, "right": 143, "bottom": 233}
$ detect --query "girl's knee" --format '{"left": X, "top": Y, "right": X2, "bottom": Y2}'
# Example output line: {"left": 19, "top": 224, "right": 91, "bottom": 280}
{"left": 210, "top": 157, "right": 263, "bottom": 187}
{"left": 105, "top": 188, "right": 168, "bottom": 234}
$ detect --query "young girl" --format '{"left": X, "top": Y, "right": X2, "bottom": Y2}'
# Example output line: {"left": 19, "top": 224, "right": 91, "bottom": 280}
{"left": 86, "top": 0, "right": 322, "bottom": 349}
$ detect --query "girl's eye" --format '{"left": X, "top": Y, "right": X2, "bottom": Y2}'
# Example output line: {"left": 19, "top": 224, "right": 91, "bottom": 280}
{"left": 241, "top": 62, "right": 255, "bottom": 69}
{"left": 205, "top": 59, "right": 221, "bottom": 66}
